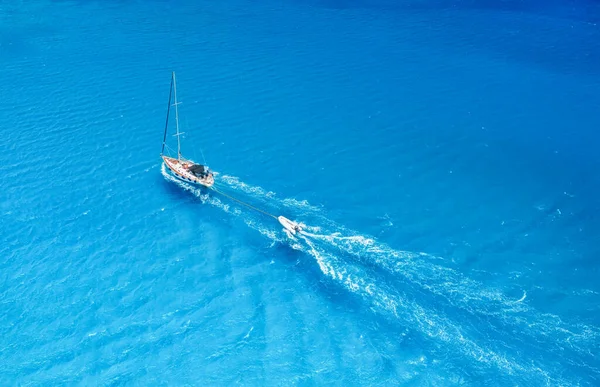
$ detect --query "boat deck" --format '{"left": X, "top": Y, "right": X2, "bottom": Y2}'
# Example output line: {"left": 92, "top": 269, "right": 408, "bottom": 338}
{"left": 162, "top": 156, "right": 214, "bottom": 187}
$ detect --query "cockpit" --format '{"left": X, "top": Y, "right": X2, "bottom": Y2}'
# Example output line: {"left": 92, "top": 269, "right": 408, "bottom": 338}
{"left": 188, "top": 164, "right": 210, "bottom": 178}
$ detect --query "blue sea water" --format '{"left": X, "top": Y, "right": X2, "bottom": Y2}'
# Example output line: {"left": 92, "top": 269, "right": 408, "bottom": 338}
{"left": 1, "top": 0, "right": 600, "bottom": 385}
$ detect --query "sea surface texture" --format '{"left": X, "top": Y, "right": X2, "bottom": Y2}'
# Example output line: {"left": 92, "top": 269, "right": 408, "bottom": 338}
{"left": 1, "top": 0, "right": 599, "bottom": 385}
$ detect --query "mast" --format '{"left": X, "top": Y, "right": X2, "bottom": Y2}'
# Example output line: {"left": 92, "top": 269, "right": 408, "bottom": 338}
{"left": 161, "top": 72, "right": 174, "bottom": 156}
{"left": 172, "top": 71, "right": 182, "bottom": 160}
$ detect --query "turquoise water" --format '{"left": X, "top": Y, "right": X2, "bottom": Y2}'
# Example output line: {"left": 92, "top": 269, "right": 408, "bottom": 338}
{"left": 1, "top": 0, "right": 599, "bottom": 385}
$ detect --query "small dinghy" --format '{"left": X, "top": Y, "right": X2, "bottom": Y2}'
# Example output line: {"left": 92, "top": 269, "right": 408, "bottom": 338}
{"left": 278, "top": 216, "right": 303, "bottom": 235}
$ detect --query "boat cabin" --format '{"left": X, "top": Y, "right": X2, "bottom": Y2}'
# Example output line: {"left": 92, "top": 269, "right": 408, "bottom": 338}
{"left": 183, "top": 163, "right": 210, "bottom": 178}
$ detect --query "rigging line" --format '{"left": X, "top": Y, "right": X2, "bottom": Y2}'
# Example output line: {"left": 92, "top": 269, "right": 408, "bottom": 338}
{"left": 183, "top": 115, "right": 208, "bottom": 166}
{"left": 173, "top": 71, "right": 182, "bottom": 160}
{"left": 197, "top": 110, "right": 208, "bottom": 165}
{"left": 199, "top": 146, "right": 207, "bottom": 167}
{"left": 161, "top": 72, "right": 174, "bottom": 156}
{"left": 210, "top": 187, "right": 278, "bottom": 220}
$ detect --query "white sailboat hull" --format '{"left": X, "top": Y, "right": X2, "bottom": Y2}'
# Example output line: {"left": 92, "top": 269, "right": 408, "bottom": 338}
{"left": 162, "top": 156, "right": 214, "bottom": 188}
{"left": 160, "top": 72, "right": 214, "bottom": 189}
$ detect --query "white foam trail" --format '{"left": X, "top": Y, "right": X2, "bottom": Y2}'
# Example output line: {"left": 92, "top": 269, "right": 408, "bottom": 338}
{"left": 185, "top": 169, "right": 599, "bottom": 353}
{"left": 162, "top": 164, "right": 287, "bottom": 245}
{"left": 161, "top": 166, "right": 596, "bottom": 385}
{"left": 295, "top": 233, "right": 565, "bottom": 385}
{"left": 305, "top": 226, "right": 599, "bottom": 357}
{"left": 217, "top": 174, "right": 323, "bottom": 214}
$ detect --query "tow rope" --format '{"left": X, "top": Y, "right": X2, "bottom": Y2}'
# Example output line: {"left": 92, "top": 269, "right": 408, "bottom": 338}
{"left": 210, "top": 186, "right": 278, "bottom": 219}
{"left": 209, "top": 185, "right": 303, "bottom": 234}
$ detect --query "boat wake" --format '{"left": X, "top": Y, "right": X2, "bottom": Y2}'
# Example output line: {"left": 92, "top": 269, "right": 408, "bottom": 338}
{"left": 161, "top": 164, "right": 599, "bottom": 385}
